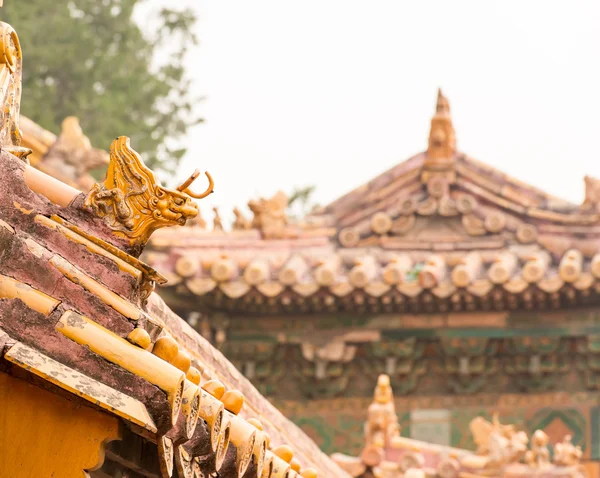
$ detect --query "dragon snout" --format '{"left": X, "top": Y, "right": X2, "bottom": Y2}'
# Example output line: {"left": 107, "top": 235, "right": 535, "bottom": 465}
{"left": 181, "top": 201, "right": 199, "bottom": 219}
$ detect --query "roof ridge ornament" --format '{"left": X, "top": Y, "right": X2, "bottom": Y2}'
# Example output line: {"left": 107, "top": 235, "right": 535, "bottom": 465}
{"left": 248, "top": 190, "right": 298, "bottom": 239}
{"left": 40, "top": 116, "right": 109, "bottom": 190}
{"left": 176, "top": 168, "right": 214, "bottom": 199}
{"left": 422, "top": 88, "right": 456, "bottom": 184}
{"left": 0, "top": 20, "right": 32, "bottom": 161}
{"left": 582, "top": 175, "right": 600, "bottom": 212}
{"left": 85, "top": 136, "right": 213, "bottom": 253}
{"left": 365, "top": 374, "right": 401, "bottom": 449}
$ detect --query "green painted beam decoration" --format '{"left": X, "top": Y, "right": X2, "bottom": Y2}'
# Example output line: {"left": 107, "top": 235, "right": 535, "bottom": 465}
{"left": 439, "top": 337, "right": 499, "bottom": 394}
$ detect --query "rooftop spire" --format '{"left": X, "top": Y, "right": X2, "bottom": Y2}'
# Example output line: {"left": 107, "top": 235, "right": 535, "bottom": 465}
{"left": 424, "top": 88, "right": 456, "bottom": 172}
{"left": 435, "top": 88, "right": 450, "bottom": 115}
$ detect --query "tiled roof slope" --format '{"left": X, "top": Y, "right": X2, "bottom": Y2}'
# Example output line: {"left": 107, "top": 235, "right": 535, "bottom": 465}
{"left": 0, "top": 147, "right": 345, "bottom": 477}
{"left": 0, "top": 8, "right": 339, "bottom": 475}
{"left": 147, "top": 293, "right": 349, "bottom": 476}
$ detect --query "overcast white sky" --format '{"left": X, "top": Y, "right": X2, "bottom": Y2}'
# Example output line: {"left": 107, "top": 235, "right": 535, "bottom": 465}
{"left": 166, "top": 1, "right": 600, "bottom": 224}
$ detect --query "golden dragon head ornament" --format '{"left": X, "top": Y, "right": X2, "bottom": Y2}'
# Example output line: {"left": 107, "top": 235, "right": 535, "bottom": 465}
{"left": 85, "top": 136, "right": 213, "bottom": 250}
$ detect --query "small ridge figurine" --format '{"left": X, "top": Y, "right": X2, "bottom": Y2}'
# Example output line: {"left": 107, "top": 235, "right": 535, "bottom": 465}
{"left": 213, "top": 206, "right": 223, "bottom": 231}
{"left": 554, "top": 434, "right": 582, "bottom": 467}
{"left": 232, "top": 206, "right": 252, "bottom": 230}
{"left": 364, "top": 375, "right": 400, "bottom": 448}
{"left": 525, "top": 430, "right": 550, "bottom": 469}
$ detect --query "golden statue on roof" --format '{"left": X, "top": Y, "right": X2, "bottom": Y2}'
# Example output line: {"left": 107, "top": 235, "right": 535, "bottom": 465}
{"left": 364, "top": 374, "right": 401, "bottom": 448}
{"left": 248, "top": 190, "right": 294, "bottom": 238}
{"left": 582, "top": 175, "right": 600, "bottom": 212}
{"left": 525, "top": 429, "right": 551, "bottom": 469}
{"left": 470, "top": 413, "right": 528, "bottom": 468}
{"left": 85, "top": 136, "right": 214, "bottom": 250}
{"left": 232, "top": 206, "right": 252, "bottom": 230}
{"left": 554, "top": 434, "right": 583, "bottom": 467}
{"left": 0, "top": 20, "right": 31, "bottom": 160}
{"left": 423, "top": 88, "right": 456, "bottom": 182}
{"left": 427, "top": 88, "right": 455, "bottom": 162}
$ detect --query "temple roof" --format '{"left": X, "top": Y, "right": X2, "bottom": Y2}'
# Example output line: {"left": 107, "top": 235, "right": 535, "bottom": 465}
{"left": 0, "top": 23, "right": 340, "bottom": 475}
{"left": 0, "top": 148, "right": 341, "bottom": 476}
{"left": 143, "top": 91, "right": 600, "bottom": 315}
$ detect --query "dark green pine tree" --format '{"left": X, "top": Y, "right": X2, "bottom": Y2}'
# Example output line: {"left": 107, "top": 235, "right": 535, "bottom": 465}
{"left": 2, "top": 0, "right": 202, "bottom": 177}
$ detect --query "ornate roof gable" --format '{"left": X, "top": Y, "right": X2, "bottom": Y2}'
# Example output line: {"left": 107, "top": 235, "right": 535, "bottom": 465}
{"left": 144, "top": 90, "right": 600, "bottom": 314}
{"left": 320, "top": 90, "right": 599, "bottom": 259}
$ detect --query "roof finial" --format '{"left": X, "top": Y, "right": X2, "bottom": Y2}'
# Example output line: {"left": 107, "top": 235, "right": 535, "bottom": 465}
{"left": 424, "top": 88, "right": 456, "bottom": 174}
{"left": 0, "top": 19, "right": 30, "bottom": 161}
{"left": 364, "top": 374, "right": 401, "bottom": 448}
{"left": 436, "top": 88, "right": 450, "bottom": 115}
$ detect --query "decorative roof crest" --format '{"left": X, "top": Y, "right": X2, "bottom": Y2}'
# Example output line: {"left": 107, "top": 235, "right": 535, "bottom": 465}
{"left": 212, "top": 206, "right": 223, "bottom": 231}
{"left": 0, "top": 20, "right": 31, "bottom": 160}
{"left": 554, "top": 434, "right": 582, "bottom": 467}
{"left": 582, "top": 175, "right": 600, "bottom": 212}
{"left": 423, "top": 89, "right": 456, "bottom": 181}
{"left": 373, "top": 374, "right": 393, "bottom": 404}
{"left": 232, "top": 206, "right": 252, "bottom": 230}
{"left": 248, "top": 190, "right": 295, "bottom": 239}
{"left": 365, "top": 374, "right": 401, "bottom": 449}
{"left": 469, "top": 413, "right": 528, "bottom": 467}
{"left": 85, "top": 136, "right": 213, "bottom": 252}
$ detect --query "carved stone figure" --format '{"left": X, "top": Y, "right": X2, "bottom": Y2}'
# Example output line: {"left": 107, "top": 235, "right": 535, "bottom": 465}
{"left": 554, "top": 434, "right": 582, "bottom": 467}
{"left": 364, "top": 374, "right": 400, "bottom": 448}
{"left": 85, "top": 136, "right": 212, "bottom": 251}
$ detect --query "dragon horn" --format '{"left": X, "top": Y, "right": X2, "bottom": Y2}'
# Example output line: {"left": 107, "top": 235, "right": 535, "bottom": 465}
{"left": 177, "top": 169, "right": 214, "bottom": 199}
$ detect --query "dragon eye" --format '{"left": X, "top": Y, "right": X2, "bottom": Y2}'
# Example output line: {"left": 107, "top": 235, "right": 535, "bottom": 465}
{"left": 174, "top": 198, "right": 184, "bottom": 206}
